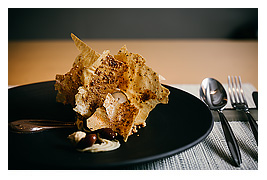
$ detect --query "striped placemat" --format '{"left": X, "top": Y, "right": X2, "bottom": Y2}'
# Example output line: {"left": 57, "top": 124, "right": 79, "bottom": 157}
{"left": 126, "top": 121, "right": 258, "bottom": 170}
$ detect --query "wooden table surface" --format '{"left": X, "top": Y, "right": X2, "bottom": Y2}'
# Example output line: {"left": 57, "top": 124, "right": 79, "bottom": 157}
{"left": 8, "top": 39, "right": 258, "bottom": 89}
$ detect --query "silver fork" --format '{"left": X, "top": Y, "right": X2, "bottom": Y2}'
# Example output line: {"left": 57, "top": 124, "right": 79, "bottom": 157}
{"left": 228, "top": 76, "right": 258, "bottom": 144}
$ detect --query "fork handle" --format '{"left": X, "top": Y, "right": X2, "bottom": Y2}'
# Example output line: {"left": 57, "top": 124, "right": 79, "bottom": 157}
{"left": 218, "top": 110, "right": 242, "bottom": 167}
{"left": 245, "top": 111, "right": 258, "bottom": 144}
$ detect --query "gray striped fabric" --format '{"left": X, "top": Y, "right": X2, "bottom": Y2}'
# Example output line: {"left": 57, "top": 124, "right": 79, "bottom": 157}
{"left": 126, "top": 83, "right": 258, "bottom": 170}
{"left": 127, "top": 121, "right": 258, "bottom": 170}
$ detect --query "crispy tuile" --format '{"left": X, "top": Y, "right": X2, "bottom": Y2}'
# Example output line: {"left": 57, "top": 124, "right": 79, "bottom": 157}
{"left": 55, "top": 34, "right": 169, "bottom": 141}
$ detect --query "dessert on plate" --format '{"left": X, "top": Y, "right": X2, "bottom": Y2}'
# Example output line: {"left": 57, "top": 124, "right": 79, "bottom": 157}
{"left": 55, "top": 33, "right": 170, "bottom": 152}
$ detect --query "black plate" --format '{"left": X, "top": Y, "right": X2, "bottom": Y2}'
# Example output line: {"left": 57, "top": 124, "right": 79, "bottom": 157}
{"left": 8, "top": 81, "right": 213, "bottom": 169}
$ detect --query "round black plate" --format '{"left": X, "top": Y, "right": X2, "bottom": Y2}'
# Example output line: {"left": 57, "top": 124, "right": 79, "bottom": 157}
{"left": 8, "top": 81, "right": 213, "bottom": 169}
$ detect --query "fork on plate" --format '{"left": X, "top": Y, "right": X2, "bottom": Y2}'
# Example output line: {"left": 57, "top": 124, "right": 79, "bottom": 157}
{"left": 227, "top": 76, "right": 258, "bottom": 144}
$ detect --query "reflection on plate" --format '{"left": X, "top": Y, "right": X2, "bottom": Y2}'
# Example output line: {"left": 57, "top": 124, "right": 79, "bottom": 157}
{"left": 8, "top": 81, "right": 213, "bottom": 169}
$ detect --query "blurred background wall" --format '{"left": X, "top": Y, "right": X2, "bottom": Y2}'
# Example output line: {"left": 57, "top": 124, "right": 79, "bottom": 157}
{"left": 8, "top": 8, "right": 258, "bottom": 40}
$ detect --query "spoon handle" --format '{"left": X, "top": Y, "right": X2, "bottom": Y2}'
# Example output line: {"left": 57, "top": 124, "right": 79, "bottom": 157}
{"left": 218, "top": 110, "right": 242, "bottom": 167}
{"left": 9, "top": 119, "right": 76, "bottom": 133}
{"left": 245, "top": 111, "right": 258, "bottom": 144}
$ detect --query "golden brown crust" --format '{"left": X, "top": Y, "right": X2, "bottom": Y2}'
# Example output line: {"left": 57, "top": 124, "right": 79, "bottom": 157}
{"left": 79, "top": 51, "right": 129, "bottom": 113}
{"left": 114, "top": 46, "right": 170, "bottom": 125}
{"left": 87, "top": 94, "right": 139, "bottom": 141}
{"left": 54, "top": 33, "right": 100, "bottom": 106}
{"left": 55, "top": 64, "right": 84, "bottom": 106}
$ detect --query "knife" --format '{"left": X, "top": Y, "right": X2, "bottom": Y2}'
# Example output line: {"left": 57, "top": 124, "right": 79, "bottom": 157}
{"left": 252, "top": 91, "right": 258, "bottom": 109}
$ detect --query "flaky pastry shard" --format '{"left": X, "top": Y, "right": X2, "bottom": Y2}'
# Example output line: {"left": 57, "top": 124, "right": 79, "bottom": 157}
{"left": 114, "top": 46, "right": 170, "bottom": 126}
{"left": 87, "top": 93, "right": 139, "bottom": 141}
{"left": 54, "top": 33, "right": 100, "bottom": 106}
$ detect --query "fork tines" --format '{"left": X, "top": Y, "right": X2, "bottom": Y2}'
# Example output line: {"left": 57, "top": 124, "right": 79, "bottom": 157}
{"left": 227, "top": 76, "right": 247, "bottom": 106}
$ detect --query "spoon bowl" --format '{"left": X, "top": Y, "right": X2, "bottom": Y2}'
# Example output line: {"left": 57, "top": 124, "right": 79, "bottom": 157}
{"left": 200, "top": 78, "right": 227, "bottom": 110}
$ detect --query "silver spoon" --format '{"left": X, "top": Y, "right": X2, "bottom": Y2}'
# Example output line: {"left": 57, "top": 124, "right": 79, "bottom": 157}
{"left": 9, "top": 119, "right": 76, "bottom": 133}
{"left": 200, "top": 78, "right": 242, "bottom": 167}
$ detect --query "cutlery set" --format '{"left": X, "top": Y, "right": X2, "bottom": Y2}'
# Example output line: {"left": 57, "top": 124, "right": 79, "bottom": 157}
{"left": 200, "top": 76, "right": 258, "bottom": 167}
